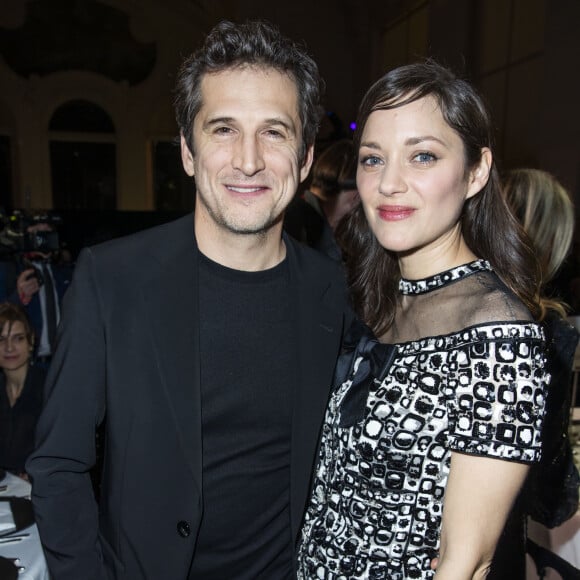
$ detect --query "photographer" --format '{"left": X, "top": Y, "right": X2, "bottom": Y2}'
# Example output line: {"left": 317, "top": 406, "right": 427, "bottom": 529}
{"left": 7, "top": 215, "right": 73, "bottom": 368}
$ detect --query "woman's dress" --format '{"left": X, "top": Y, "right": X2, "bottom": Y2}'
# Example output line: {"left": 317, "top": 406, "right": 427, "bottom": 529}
{"left": 297, "top": 260, "right": 548, "bottom": 579}
{"left": 0, "top": 364, "right": 45, "bottom": 473}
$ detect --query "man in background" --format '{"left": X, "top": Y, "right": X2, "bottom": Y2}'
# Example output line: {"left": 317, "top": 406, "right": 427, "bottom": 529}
{"left": 10, "top": 221, "right": 72, "bottom": 366}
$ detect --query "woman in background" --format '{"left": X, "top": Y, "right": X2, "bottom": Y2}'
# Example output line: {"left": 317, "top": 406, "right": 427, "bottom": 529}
{"left": 504, "top": 168, "right": 579, "bottom": 530}
{"left": 0, "top": 302, "right": 45, "bottom": 478}
{"left": 297, "top": 62, "right": 548, "bottom": 579}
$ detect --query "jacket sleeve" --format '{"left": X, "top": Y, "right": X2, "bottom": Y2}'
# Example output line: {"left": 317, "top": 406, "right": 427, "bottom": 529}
{"left": 26, "top": 248, "right": 109, "bottom": 580}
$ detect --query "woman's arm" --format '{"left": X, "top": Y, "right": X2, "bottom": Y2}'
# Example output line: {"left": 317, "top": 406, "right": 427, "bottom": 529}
{"left": 434, "top": 451, "right": 529, "bottom": 580}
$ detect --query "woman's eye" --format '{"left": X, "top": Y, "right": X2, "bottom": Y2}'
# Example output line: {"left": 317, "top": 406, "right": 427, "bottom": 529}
{"left": 414, "top": 152, "right": 437, "bottom": 164}
{"left": 361, "top": 155, "right": 382, "bottom": 167}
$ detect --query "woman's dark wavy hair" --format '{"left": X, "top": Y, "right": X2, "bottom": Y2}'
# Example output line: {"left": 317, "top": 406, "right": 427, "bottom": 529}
{"left": 0, "top": 302, "right": 35, "bottom": 349}
{"left": 174, "top": 19, "right": 324, "bottom": 164}
{"left": 336, "top": 60, "right": 542, "bottom": 336}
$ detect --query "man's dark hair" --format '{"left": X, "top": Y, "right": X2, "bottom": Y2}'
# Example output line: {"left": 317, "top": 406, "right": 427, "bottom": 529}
{"left": 174, "top": 19, "right": 324, "bottom": 164}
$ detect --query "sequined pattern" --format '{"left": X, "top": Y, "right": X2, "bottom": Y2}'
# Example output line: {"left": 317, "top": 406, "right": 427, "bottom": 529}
{"left": 399, "top": 259, "right": 492, "bottom": 296}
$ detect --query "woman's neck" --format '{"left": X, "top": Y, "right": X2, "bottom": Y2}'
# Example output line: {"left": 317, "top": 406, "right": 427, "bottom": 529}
{"left": 4, "top": 365, "right": 28, "bottom": 407}
{"left": 398, "top": 231, "right": 478, "bottom": 280}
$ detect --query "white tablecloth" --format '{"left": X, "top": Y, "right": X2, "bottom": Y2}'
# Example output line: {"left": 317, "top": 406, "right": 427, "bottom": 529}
{"left": 0, "top": 472, "right": 49, "bottom": 580}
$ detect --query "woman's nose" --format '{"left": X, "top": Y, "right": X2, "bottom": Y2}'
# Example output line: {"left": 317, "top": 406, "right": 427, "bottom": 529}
{"left": 378, "top": 163, "right": 407, "bottom": 196}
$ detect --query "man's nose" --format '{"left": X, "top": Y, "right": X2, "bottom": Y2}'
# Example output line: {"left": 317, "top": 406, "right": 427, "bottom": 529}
{"left": 232, "top": 135, "right": 266, "bottom": 176}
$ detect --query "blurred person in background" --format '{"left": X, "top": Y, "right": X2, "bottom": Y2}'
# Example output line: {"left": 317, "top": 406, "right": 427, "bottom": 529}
{"left": 9, "top": 218, "right": 73, "bottom": 367}
{"left": 285, "top": 138, "right": 359, "bottom": 260}
{"left": 0, "top": 302, "right": 45, "bottom": 479}
{"left": 503, "top": 169, "right": 580, "bottom": 542}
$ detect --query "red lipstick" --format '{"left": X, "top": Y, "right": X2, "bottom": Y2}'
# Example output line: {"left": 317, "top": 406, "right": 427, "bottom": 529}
{"left": 377, "top": 205, "right": 415, "bottom": 221}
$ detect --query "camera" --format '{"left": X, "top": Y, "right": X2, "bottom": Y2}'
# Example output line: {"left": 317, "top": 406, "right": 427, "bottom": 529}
{"left": 0, "top": 210, "right": 62, "bottom": 254}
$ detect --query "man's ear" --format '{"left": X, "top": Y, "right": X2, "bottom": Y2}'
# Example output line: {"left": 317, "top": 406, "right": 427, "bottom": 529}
{"left": 299, "top": 144, "right": 315, "bottom": 183}
{"left": 466, "top": 147, "right": 492, "bottom": 199}
{"left": 180, "top": 134, "right": 195, "bottom": 177}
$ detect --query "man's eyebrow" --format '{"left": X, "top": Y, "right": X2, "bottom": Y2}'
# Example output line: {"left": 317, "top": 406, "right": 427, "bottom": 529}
{"left": 203, "top": 116, "right": 296, "bottom": 132}
{"left": 203, "top": 116, "right": 235, "bottom": 128}
{"left": 263, "top": 117, "right": 295, "bottom": 130}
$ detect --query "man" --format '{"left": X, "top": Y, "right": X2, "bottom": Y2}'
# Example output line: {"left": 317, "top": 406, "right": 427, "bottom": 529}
{"left": 27, "top": 20, "right": 351, "bottom": 579}
{"left": 9, "top": 221, "right": 73, "bottom": 366}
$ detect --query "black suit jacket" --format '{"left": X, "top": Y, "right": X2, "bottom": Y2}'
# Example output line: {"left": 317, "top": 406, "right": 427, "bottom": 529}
{"left": 27, "top": 214, "right": 352, "bottom": 579}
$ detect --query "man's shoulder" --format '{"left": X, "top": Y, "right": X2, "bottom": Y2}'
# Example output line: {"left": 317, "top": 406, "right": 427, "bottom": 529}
{"left": 285, "top": 235, "right": 350, "bottom": 309}
{"left": 285, "top": 234, "right": 342, "bottom": 275}
{"left": 88, "top": 213, "right": 193, "bottom": 262}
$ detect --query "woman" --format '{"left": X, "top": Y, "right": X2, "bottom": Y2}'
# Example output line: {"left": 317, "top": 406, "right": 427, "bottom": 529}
{"left": 297, "top": 62, "right": 548, "bottom": 579}
{"left": 503, "top": 169, "right": 579, "bottom": 530}
{"left": 0, "top": 302, "right": 45, "bottom": 477}
{"left": 503, "top": 168, "right": 575, "bottom": 318}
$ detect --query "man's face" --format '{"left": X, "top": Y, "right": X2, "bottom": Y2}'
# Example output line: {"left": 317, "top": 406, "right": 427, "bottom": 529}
{"left": 181, "top": 66, "right": 313, "bottom": 239}
{"left": 26, "top": 223, "right": 55, "bottom": 261}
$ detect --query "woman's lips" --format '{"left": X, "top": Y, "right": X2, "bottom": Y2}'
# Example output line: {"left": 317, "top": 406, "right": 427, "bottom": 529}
{"left": 377, "top": 205, "right": 415, "bottom": 221}
{"left": 0, "top": 355, "right": 23, "bottom": 363}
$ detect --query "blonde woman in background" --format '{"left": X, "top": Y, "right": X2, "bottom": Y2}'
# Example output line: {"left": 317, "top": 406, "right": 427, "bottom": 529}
{"left": 504, "top": 169, "right": 576, "bottom": 317}
{"left": 504, "top": 169, "right": 580, "bottom": 543}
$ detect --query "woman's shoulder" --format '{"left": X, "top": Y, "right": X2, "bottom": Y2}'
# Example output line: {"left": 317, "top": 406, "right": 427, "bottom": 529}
{"left": 445, "top": 269, "right": 535, "bottom": 328}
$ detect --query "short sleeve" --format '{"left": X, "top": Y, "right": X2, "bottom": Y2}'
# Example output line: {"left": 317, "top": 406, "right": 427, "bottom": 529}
{"left": 446, "top": 323, "right": 548, "bottom": 463}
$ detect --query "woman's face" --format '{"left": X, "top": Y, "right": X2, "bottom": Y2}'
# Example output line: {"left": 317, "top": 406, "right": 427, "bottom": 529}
{"left": 0, "top": 320, "right": 31, "bottom": 372}
{"left": 356, "top": 95, "right": 489, "bottom": 265}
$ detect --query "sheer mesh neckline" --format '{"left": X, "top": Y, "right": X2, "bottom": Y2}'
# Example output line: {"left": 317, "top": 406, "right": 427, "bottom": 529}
{"left": 399, "top": 259, "right": 492, "bottom": 295}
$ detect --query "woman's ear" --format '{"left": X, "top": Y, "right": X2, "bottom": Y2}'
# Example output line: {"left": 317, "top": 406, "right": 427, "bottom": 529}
{"left": 466, "top": 148, "right": 492, "bottom": 199}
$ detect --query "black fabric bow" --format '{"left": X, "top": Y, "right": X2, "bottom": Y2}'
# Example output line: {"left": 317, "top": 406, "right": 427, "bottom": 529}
{"left": 335, "top": 320, "right": 397, "bottom": 427}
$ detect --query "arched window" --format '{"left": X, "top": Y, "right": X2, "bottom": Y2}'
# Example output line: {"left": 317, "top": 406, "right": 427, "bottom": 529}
{"left": 49, "top": 100, "right": 116, "bottom": 210}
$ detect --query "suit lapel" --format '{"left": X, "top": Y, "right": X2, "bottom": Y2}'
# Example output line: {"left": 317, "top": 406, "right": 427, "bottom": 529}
{"left": 287, "top": 240, "right": 344, "bottom": 541}
{"left": 140, "top": 215, "right": 202, "bottom": 484}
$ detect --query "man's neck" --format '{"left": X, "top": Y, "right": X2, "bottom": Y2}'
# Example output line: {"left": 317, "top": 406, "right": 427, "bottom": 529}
{"left": 195, "top": 220, "right": 287, "bottom": 272}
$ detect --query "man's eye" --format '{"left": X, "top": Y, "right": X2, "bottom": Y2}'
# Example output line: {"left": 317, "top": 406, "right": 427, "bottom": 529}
{"left": 264, "top": 129, "right": 285, "bottom": 139}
